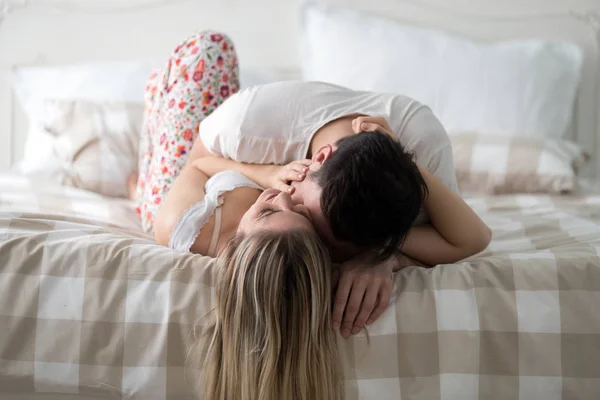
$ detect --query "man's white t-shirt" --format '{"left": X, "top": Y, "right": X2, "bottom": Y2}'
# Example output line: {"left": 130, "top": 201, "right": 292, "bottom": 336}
{"left": 199, "top": 81, "right": 459, "bottom": 221}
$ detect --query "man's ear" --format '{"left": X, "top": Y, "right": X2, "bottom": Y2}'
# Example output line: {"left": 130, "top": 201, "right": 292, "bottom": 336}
{"left": 312, "top": 144, "right": 334, "bottom": 166}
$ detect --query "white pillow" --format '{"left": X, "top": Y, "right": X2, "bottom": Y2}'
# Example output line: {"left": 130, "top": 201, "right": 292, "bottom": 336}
{"left": 27, "top": 100, "right": 144, "bottom": 198}
{"left": 10, "top": 62, "right": 155, "bottom": 110}
{"left": 10, "top": 62, "right": 156, "bottom": 173}
{"left": 301, "top": 4, "right": 584, "bottom": 139}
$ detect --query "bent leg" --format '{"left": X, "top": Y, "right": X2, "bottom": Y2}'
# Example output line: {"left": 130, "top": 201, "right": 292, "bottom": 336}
{"left": 134, "top": 69, "right": 161, "bottom": 206}
{"left": 137, "top": 30, "right": 240, "bottom": 232}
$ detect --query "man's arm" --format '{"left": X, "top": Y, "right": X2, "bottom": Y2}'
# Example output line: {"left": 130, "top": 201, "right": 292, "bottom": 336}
{"left": 401, "top": 166, "right": 492, "bottom": 265}
{"left": 334, "top": 169, "right": 491, "bottom": 336}
{"left": 334, "top": 114, "right": 490, "bottom": 337}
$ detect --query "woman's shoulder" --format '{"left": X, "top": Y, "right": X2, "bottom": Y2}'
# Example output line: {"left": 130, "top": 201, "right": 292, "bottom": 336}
{"left": 207, "top": 170, "right": 261, "bottom": 229}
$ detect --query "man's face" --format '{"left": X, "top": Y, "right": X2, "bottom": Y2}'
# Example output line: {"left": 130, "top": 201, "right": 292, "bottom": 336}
{"left": 290, "top": 176, "right": 331, "bottom": 242}
{"left": 290, "top": 173, "right": 357, "bottom": 262}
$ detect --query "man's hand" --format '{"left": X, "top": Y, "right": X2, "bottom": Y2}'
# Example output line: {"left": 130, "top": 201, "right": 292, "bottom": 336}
{"left": 351, "top": 115, "right": 395, "bottom": 137}
{"left": 259, "top": 160, "right": 312, "bottom": 194}
{"left": 332, "top": 254, "right": 394, "bottom": 337}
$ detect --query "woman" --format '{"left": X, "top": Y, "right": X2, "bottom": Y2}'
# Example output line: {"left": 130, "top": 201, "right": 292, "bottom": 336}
{"left": 134, "top": 31, "right": 344, "bottom": 399}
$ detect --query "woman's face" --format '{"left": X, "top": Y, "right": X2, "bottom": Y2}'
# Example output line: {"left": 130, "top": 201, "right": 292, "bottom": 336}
{"left": 238, "top": 188, "right": 315, "bottom": 234}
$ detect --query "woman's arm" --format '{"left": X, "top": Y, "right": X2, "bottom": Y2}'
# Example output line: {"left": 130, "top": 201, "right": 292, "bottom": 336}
{"left": 400, "top": 167, "right": 492, "bottom": 265}
{"left": 187, "top": 135, "right": 275, "bottom": 182}
{"left": 194, "top": 156, "right": 310, "bottom": 194}
{"left": 154, "top": 163, "right": 214, "bottom": 255}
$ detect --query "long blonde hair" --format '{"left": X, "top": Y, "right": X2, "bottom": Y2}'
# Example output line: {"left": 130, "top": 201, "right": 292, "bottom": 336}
{"left": 188, "top": 229, "right": 343, "bottom": 400}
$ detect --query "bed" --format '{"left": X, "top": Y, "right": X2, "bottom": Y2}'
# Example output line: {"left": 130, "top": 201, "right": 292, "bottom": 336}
{"left": 2, "top": 175, "right": 600, "bottom": 399}
{"left": 1, "top": 0, "right": 600, "bottom": 399}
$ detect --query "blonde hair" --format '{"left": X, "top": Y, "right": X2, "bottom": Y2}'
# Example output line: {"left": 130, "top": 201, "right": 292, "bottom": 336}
{"left": 188, "top": 229, "right": 343, "bottom": 400}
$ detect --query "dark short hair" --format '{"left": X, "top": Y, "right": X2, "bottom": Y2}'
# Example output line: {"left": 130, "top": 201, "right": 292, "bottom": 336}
{"left": 313, "top": 132, "right": 428, "bottom": 261}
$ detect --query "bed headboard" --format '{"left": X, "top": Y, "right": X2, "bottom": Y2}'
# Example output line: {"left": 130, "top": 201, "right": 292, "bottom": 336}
{"left": 2, "top": 0, "right": 600, "bottom": 177}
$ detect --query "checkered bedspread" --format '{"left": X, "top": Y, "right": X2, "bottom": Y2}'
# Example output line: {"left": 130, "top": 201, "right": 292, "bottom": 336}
{"left": 1, "top": 174, "right": 599, "bottom": 399}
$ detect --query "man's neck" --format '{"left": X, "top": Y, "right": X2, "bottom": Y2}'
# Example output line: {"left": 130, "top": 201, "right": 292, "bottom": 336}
{"left": 307, "top": 115, "right": 358, "bottom": 157}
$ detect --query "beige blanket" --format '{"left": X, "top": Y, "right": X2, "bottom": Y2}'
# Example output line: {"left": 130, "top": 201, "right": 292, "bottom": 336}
{"left": 1, "top": 174, "right": 599, "bottom": 399}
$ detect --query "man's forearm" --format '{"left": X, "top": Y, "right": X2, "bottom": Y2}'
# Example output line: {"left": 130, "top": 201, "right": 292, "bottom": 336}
{"left": 389, "top": 250, "right": 430, "bottom": 271}
{"left": 400, "top": 168, "right": 492, "bottom": 265}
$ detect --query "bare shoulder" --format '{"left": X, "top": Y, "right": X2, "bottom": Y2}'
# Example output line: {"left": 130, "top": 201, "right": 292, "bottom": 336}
{"left": 188, "top": 186, "right": 261, "bottom": 256}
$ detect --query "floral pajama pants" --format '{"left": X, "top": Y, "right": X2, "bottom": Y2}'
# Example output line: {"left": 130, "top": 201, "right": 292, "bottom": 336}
{"left": 135, "top": 30, "right": 240, "bottom": 232}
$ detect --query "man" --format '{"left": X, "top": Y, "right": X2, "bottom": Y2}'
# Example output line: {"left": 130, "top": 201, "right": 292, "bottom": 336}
{"left": 188, "top": 81, "right": 492, "bottom": 337}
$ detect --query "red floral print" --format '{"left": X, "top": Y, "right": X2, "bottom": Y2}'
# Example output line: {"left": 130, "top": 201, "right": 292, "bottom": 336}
{"left": 134, "top": 30, "right": 240, "bottom": 232}
{"left": 220, "top": 85, "right": 230, "bottom": 98}
{"left": 182, "top": 129, "right": 193, "bottom": 141}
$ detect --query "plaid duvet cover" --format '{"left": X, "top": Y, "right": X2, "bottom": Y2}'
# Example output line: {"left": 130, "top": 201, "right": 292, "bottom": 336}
{"left": 1, "top": 174, "right": 599, "bottom": 399}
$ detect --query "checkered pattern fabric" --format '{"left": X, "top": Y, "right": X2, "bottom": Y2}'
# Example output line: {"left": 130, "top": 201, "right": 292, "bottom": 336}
{"left": 1, "top": 173, "right": 600, "bottom": 399}
{"left": 450, "top": 132, "right": 588, "bottom": 195}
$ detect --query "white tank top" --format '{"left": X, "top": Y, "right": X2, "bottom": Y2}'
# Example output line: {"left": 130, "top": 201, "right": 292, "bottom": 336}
{"left": 168, "top": 170, "right": 262, "bottom": 255}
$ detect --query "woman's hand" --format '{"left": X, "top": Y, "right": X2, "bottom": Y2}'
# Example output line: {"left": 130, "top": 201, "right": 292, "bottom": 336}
{"left": 261, "top": 160, "right": 312, "bottom": 194}
{"left": 351, "top": 115, "right": 395, "bottom": 137}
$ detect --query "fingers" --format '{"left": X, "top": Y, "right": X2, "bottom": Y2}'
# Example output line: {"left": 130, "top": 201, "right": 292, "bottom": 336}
{"left": 289, "top": 160, "right": 312, "bottom": 172}
{"left": 331, "top": 274, "right": 353, "bottom": 333}
{"left": 275, "top": 182, "right": 295, "bottom": 194}
{"left": 361, "top": 122, "right": 382, "bottom": 132}
{"left": 283, "top": 161, "right": 311, "bottom": 182}
{"left": 366, "top": 280, "right": 392, "bottom": 325}
{"left": 351, "top": 116, "right": 378, "bottom": 133}
{"left": 352, "top": 283, "right": 379, "bottom": 334}
{"left": 352, "top": 116, "right": 390, "bottom": 134}
{"left": 340, "top": 280, "right": 368, "bottom": 338}
{"left": 331, "top": 268, "right": 341, "bottom": 290}
{"left": 282, "top": 169, "right": 306, "bottom": 183}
